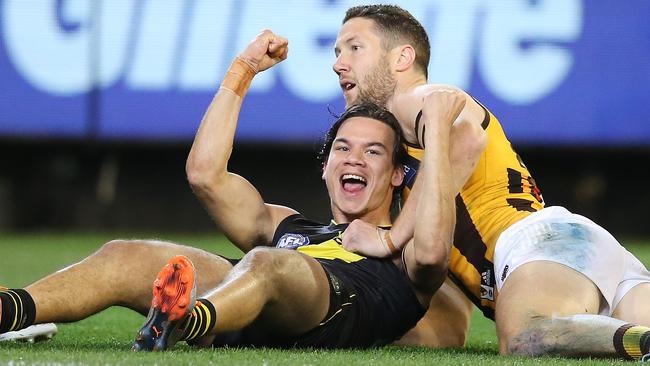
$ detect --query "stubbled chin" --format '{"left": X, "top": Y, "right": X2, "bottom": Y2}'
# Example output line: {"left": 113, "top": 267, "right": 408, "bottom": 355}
{"left": 344, "top": 91, "right": 358, "bottom": 107}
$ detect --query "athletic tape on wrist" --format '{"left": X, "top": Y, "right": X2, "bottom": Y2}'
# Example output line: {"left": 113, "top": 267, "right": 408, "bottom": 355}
{"left": 377, "top": 228, "right": 399, "bottom": 256}
{"left": 219, "top": 57, "right": 257, "bottom": 98}
{"left": 384, "top": 231, "right": 398, "bottom": 255}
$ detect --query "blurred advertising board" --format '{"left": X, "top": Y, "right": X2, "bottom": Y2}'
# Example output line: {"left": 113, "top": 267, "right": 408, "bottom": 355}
{"left": 1, "top": 0, "right": 649, "bottom": 145}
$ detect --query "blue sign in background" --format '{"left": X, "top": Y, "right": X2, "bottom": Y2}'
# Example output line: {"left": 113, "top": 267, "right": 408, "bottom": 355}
{"left": 1, "top": 0, "right": 649, "bottom": 145}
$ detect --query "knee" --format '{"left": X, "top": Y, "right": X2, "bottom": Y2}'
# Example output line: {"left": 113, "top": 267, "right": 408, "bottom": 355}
{"left": 95, "top": 239, "right": 146, "bottom": 260}
{"left": 504, "top": 317, "right": 556, "bottom": 356}
{"left": 239, "top": 247, "right": 297, "bottom": 283}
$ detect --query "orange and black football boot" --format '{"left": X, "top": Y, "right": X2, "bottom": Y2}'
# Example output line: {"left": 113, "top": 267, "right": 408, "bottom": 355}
{"left": 132, "top": 255, "right": 197, "bottom": 351}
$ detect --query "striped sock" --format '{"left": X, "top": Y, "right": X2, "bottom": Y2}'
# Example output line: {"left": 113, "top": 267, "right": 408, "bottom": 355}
{"left": 613, "top": 324, "right": 650, "bottom": 360}
{"left": 179, "top": 299, "right": 217, "bottom": 342}
{"left": 0, "top": 289, "right": 36, "bottom": 333}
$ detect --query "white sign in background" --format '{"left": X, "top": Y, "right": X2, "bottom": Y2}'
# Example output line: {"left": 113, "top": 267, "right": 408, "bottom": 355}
{"left": 2, "top": 0, "right": 582, "bottom": 105}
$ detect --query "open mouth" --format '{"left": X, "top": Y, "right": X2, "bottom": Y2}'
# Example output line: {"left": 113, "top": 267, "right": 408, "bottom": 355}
{"left": 340, "top": 81, "right": 357, "bottom": 93}
{"left": 341, "top": 173, "right": 367, "bottom": 193}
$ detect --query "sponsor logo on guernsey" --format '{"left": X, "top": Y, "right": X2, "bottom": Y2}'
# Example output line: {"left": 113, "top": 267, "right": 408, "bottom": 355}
{"left": 480, "top": 285, "right": 495, "bottom": 301}
{"left": 480, "top": 269, "right": 494, "bottom": 301}
{"left": 501, "top": 265, "right": 510, "bottom": 281}
{"left": 481, "top": 269, "right": 492, "bottom": 286}
{"left": 277, "top": 233, "right": 310, "bottom": 249}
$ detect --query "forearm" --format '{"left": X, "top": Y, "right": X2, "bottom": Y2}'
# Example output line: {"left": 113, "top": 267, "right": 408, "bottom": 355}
{"left": 414, "top": 123, "right": 456, "bottom": 263}
{"left": 407, "top": 91, "right": 464, "bottom": 293}
{"left": 404, "top": 130, "right": 454, "bottom": 293}
{"left": 414, "top": 121, "right": 455, "bottom": 271}
{"left": 186, "top": 58, "right": 256, "bottom": 186}
{"left": 390, "top": 99, "right": 484, "bottom": 252}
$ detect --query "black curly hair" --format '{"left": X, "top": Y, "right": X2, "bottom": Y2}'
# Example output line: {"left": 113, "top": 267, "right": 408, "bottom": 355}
{"left": 318, "top": 103, "right": 407, "bottom": 168}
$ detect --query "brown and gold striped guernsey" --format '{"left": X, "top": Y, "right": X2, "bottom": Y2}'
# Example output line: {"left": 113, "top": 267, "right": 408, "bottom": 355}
{"left": 401, "top": 104, "right": 544, "bottom": 319}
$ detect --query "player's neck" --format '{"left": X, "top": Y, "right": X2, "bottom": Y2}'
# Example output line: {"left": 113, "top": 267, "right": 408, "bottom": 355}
{"left": 332, "top": 210, "right": 392, "bottom": 227}
{"left": 387, "top": 73, "right": 427, "bottom": 109}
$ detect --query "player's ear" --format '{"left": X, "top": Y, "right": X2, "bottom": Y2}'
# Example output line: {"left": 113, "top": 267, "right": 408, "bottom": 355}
{"left": 394, "top": 45, "right": 416, "bottom": 73}
{"left": 391, "top": 165, "right": 405, "bottom": 187}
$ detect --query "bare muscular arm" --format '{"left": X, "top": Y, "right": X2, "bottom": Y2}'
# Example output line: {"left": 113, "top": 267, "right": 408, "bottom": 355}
{"left": 403, "top": 89, "right": 465, "bottom": 299}
{"left": 343, "top": 86, "right": 486, "bottom": 257}
{"left": 186, "top": 30, "right": 296, "bottom": 252}
{"left": 390, "top": 87, "right": 487, "bottom": 248}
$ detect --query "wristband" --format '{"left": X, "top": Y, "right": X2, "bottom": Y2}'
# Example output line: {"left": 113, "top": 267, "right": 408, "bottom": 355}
{"left": 377, "top": 228, "right": 400, "bottom": 256}
{"left": 219, "top": 57, "right": 257, "bottom": 98}
{"left": 384, "top": 230, "right": 399, "bottom": 254}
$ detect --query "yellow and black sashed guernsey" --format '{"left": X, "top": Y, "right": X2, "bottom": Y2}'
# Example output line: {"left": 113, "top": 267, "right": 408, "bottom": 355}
{"left": 403, "top": 103, "right": 544, "bottom": 320}
{"left": 269, "top": 214, "right": 425, "bottom": 348}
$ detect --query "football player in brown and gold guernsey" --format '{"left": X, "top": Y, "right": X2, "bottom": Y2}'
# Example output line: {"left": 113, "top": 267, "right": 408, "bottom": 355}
{"left": 334, "top": 4, "right": 650, "bottom": 361}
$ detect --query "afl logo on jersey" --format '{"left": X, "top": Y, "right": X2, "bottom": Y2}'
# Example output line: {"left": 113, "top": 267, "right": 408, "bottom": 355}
{"left": 277, "top": 233, "right": 310, "bottom": 249}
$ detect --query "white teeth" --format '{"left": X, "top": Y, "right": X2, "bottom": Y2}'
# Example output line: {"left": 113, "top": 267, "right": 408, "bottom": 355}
{"left": 342, "top": 174, "right": 366, "bottom": 183}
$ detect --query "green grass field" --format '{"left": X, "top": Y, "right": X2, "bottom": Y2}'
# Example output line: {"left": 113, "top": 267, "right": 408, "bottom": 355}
{"left": 1, "top": 232, "right": 648, "bottom": 365}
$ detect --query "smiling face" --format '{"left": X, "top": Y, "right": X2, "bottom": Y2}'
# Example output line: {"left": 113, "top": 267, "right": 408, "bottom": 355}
{"left": 322, "top": 116, "right": 404, "bottom": 225}
{"left": 333, "top": 17, "right": 397, "bottom": 108}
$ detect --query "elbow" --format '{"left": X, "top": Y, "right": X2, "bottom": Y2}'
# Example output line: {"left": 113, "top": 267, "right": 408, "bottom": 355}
{"left": 186, "top": 164, "right": 207, "bottom": 191}
{"left": 414, "top": 240, "right": 450, "bottom": 278}
{"left": 408, "top": 235, "right": 451, "bottom": 293}
{"left": 186, "top": 162, "right": 220, "bottom": 196}
{"left": 413, "top": 259, "right": 448, "bottom": 294}
{"left": 416, "top": 244, "right": 447, "bottom": 266}
{"left": 414, "top": 227, "right": 452, "bottom": 267}
{"left": 416, "top": 253, "right": 448, "bottom": 278}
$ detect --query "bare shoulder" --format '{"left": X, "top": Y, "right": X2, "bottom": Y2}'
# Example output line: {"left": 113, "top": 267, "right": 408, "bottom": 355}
{"left": 388, "top": 93, "right": 422, "bottom": 144}
{"left": 390, "top": 84, "right": 486, "bottom": 143}
{"left": 391, "top": 85, "right": 460, "bottom": 119}
{"left": 417, "top": 84, "right": 485, "bottom": 127}
{"left": 415, "top": 83, "right": 465, "bottom": 95}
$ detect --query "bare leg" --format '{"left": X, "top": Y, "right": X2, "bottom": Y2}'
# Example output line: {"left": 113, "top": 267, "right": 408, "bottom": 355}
{"left": 507, "top": 314, "right": 630, "bottom": 358}
{"left": 611, "top": 283, "right": 650, "bottom": 326}
{"left": 25, "top": 239, "right": 233, "bottom": 323}
{"left": 396, "top": 277, "right": 472, "bottom": 347}
{"left": 498, "top": 261, "right": 634, "bottom": 358}
{"left": 200, "top": 247, "right": 330, "bottom": 337}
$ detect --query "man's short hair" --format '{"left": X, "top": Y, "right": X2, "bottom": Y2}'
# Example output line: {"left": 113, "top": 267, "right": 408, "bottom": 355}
{"left": 343, "top": 4, "right": 430, "bottom": 79}
{"left": 319, "top": 103, "right": 407, "bottom": 168}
